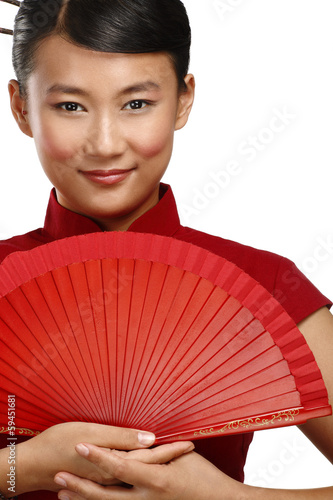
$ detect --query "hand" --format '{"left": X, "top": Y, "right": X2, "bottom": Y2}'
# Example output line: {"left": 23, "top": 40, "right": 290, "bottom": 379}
{"left": 54, "top": 444, "right": 245, "bottom": 500}
{"left": 13, "top": 422, "right": 157, "bottom": 494}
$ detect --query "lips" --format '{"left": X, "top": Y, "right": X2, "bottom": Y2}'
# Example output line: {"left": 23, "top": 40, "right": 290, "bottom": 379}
{"left": 80, "top": 168, "right": 134, "bottom": 185}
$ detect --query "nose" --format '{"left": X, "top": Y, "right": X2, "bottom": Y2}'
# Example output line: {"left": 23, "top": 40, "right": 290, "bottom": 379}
{"left": 85, "top": 115, "right": 126, "bottom": 158}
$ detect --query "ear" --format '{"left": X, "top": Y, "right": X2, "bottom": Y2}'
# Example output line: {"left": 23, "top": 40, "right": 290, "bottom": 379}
{"left": 175, "top": 74, "right": 195, "bottom": 131}
{"left": 8, "top": 79, "right": 33, "bottom": 138}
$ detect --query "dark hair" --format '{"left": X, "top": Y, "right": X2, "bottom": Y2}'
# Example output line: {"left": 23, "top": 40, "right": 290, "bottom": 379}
{"left": 12, "top": 0, "right": 191, "bottom": 96}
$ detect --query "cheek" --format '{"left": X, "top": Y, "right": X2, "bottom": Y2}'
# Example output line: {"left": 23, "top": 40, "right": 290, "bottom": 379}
{"left": 132, "top": 116, "right": 175, "bottom": 159}
{"left": 34, "top": 119, "right": 81, "bottom": 162}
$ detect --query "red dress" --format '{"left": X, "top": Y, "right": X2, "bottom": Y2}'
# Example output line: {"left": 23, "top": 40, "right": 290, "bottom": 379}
{"left": 0, "top": 184, "right": 331, "bottom": 498}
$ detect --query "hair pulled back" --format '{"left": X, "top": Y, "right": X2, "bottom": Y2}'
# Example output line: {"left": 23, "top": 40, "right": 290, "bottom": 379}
{"left": 12, "top": 0, "right": 191, "bottom": 96}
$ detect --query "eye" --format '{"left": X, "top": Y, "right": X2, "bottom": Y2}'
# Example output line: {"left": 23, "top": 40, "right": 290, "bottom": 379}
{"left": 57, "top": 102, "right": 85, "bottom": 112}
{"left": 124, "top": 100, "right": 149, "bottom": 111}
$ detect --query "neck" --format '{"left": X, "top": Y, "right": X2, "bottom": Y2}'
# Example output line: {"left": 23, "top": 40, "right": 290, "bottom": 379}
{"left": 56, "top": 186, "right": 161, "bottom": 232}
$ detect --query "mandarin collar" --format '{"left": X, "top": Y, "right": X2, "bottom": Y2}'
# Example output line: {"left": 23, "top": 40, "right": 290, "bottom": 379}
{"left": 43, "top": 183, "right": 181, "bottom": 240}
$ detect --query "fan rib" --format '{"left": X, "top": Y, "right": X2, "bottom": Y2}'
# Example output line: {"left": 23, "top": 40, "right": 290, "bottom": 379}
{"left": 67, "top": 262, "right": 109, "bottom": 422}
{"left": 137, "top": 335, "right": 281, "bottom": 428}
{"left": 152, "top": 372, "right": 299, "bottom": 433}
{"left": 83, "top": 260, "right": 111, "bottom": 423}
{"left": 35, "top": 269, "right": 100, "bottom": 417}
{"left": 119, "top": 259, "right": 153, "bottom": 424}
{"left": 127, "top": 266, "right": 203, "bottom": 424}
{"left": 0, "top": 356, "right": 84, "bottom": 422}
{"left": 0, "top": 296, "right": 95, "bottom": 420}
{"left": 50, "top": 264, "right": 106, "bottom": 421}
{"left": 100, "top": 260, "right": 113, "bottom": 422}
{"left": 121, "top": 261, "right": 173, "bottom": 425}
{"left": 132, "top": 291, "right": 237, "bottom": 426}
{"left": 133, "top": 296, "right": 258, "bottom": 426}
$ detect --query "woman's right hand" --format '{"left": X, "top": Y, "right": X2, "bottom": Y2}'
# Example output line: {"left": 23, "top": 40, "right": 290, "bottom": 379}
{"left": 0, "top": 422, "right": 164, "bottom": 495}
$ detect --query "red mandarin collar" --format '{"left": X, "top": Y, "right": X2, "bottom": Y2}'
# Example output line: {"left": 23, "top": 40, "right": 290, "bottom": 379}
{"left": 43, "top": 183, "right": 181, "bottom": 240}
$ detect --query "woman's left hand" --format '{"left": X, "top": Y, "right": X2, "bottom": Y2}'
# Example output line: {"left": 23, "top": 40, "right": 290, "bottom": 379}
{"left": 54, "top": 443, "right": 243, "bottom": 500}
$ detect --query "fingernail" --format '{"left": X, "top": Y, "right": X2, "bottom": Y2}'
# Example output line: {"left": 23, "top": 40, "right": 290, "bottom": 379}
{"left": 75, "top": 443, "right": 90, "bottom": 457}
{"left": 138, "top": 431, "right": 155, "bottom": 446}
{"left": 58, "top": 495, "right": 70, "bottom": 500}
{"left": 54, "top": 476, "right": 67, "bottom": 487}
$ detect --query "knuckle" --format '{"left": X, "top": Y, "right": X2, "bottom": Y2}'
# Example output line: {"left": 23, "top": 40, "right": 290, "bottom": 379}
{"left": 86, "top": 471, "right": 104, "bottom": 482}
{"left": 113, "top": 458, "right": 128, "bottom": 479}
{"left": 67, "top": 480, "right": 85, "bottom": 495}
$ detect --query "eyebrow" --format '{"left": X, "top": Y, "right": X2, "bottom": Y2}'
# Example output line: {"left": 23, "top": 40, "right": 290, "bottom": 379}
{"left": 46, "top": 81, "right": 161, "bottom": 97}
{"left": 46, "top": 85, "right": 88, "bottom": 96}
{"left": 118, "top": 81, "right": 161, "bottom": 96}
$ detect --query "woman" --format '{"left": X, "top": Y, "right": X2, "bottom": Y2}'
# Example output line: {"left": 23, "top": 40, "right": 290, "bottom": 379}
{"left": 0, "top": 0, "right": 332, "bottom": 498}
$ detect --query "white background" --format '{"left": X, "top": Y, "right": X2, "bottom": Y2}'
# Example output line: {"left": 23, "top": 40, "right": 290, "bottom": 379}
{"left": 0, "top": 0, "right": 332, "bottom": 490}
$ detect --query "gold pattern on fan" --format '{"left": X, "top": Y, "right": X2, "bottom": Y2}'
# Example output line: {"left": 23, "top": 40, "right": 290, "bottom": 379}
{"left": 0, "top": 427, "right": 40, "bottom": 437}
{"left": 193, "top": 410, "right": 301, "bottom": 438}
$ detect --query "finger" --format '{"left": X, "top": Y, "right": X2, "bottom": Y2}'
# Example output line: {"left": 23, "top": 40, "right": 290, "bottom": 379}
{"left": 73, "top": 446, "right": 167, "bottom": 489}
{"left": 58, "top": 489, "right": 86, "bottom": 500}
{"left": 126, "top": 441, "right": 195, "bottom": 463}
{"left": 93, "top": 425, "right": 156, "bottom": 450}
{"left": 75, "top": 441, "right": 194, "bottom": 471}
{"left": 57, "top": 422, "right": 155, "bottom": 450}
{"left": 55, "top": 474, "right": 134, "bottom": 500}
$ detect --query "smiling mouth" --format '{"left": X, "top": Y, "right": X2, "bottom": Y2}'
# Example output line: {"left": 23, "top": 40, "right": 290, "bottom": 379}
{"left": 80, "top": 168, "right": 135, "bottom": 185}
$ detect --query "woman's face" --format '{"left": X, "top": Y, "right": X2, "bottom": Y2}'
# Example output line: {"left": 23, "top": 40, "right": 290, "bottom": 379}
{"left": 10, "top": 36, "right": 194, "bottom": 230}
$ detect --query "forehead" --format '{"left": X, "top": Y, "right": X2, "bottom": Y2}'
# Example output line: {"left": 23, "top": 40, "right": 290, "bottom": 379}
{"left": 29, "top": 35, "right": 177, "bottom": 92}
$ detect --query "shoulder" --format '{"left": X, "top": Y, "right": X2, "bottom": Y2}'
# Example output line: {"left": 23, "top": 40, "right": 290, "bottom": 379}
{"left": 174, "top": 225, "right": 285, "bottom": 283}
{"left": 173, "top": 225, "right": 332, "bottom": 324}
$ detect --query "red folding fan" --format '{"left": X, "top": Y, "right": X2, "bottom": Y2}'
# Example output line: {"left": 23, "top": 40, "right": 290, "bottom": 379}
{"left": 0, "top": 232, "right": 331, "bottom": 443}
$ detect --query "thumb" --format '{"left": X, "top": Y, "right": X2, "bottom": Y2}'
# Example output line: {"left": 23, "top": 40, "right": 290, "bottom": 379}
{"left": 92, "top": 425, "right": 156, "bottom": 450}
